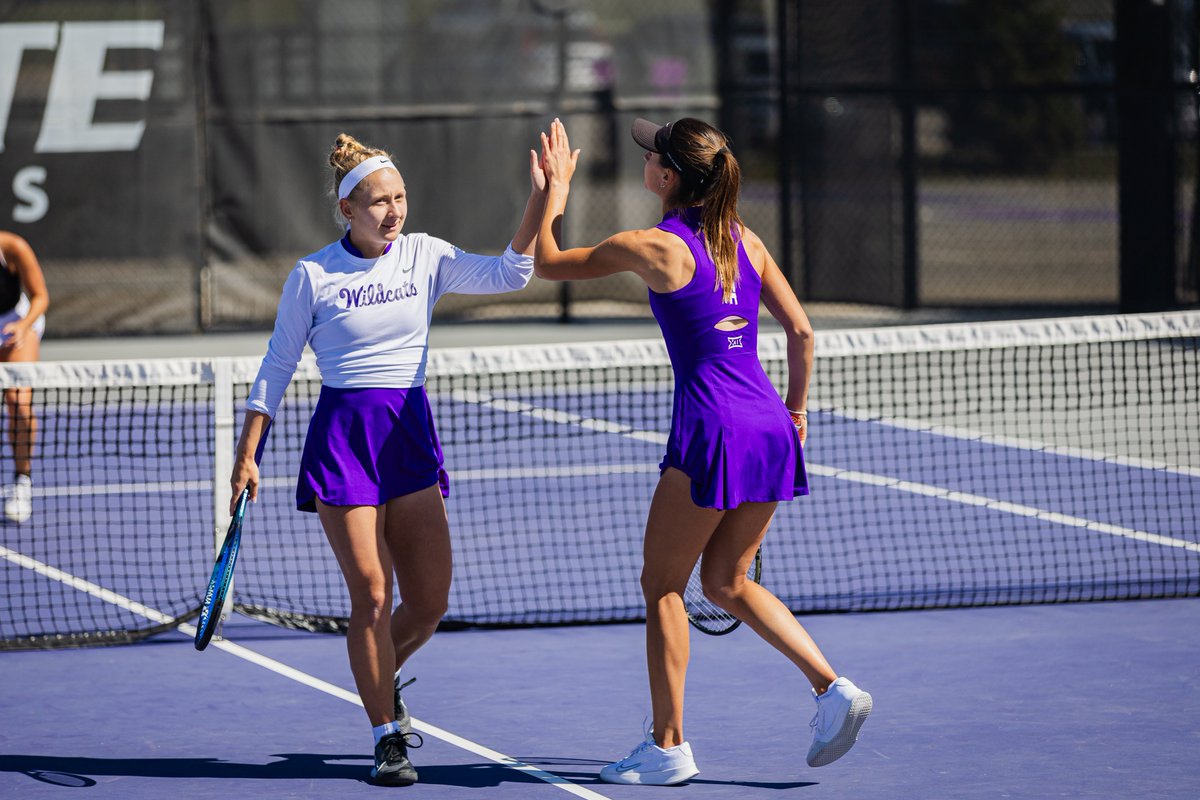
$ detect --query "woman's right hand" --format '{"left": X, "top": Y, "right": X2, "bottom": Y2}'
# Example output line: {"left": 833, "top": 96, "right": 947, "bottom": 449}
{"left": 229, "top": 457, "right": 259, "bottom": 515}
{"left": 230, "top": 410, "right": 271, "bottom": 514}
{"left": 790, "top": 410, "right": 808, "bottom": 446}
{"left": 539, "top": 117, "right": 580, "bottom": 189}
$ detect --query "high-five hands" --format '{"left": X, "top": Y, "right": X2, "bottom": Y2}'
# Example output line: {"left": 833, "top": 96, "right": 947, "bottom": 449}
{"left": 539, "top": 118, "right": 581, "bottom": 189}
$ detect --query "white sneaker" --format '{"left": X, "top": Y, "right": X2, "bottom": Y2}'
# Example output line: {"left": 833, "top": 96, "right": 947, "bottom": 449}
{"left": 600, "top": 732, "right": 699, "bottom": 785}
{"left": 807, "top": 676, "right": 872, "bottom": 767}
{"left": 4, "top": 475, "right": 32, "bottom": 523}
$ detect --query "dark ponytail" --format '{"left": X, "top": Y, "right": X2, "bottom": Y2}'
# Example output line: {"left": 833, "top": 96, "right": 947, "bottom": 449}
{"left": 665, "top": 120, "right": 743, "bottom": 302}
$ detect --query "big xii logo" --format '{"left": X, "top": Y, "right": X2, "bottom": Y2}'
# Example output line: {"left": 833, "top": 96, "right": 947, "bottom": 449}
{"left": 0, "top": 21, "right": 164, "bottom": 223}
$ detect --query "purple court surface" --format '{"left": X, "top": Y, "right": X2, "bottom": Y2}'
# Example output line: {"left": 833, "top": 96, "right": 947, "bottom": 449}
{"left": 2, "top": 597, "right": 1197, "bottom": 799}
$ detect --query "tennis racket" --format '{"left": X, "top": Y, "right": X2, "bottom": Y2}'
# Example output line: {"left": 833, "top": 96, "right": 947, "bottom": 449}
{"left": 194, "top": 487, "right": 249, "bottom": 651}
{"left": 684, "top": 547, "right": 762, "bottom": 635}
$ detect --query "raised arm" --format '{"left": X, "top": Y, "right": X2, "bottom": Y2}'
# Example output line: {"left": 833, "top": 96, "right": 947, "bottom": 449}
{"left": 534, "top": 118, "right": 662, "bottom": 283}
{"left": 747, "top": 227, "right": 815, "bottom": 443}
{"left": 509, "top": 147, "right": 549, "bottom": 255}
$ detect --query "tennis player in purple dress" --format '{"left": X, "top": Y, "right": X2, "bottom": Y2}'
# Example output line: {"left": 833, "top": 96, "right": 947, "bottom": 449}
{"left": 535, "top": 118, "right": 872, "bottom": 785}
{"left": 230, "top": 132, "right": 545, "bottom": 786}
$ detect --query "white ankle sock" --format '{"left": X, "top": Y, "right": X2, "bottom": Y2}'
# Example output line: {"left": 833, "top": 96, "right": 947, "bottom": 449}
{"left": 373, "top": 721, "right": 401, "bottom": 744}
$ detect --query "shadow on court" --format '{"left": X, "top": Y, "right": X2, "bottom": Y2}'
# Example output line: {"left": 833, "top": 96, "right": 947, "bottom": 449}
{"left": 511, "top": 756, "right": 819, "bottom": 791}
{"left": 3, "top": 752, "right": 820, "bottom": 792}
{"left": 0, "top": 754, "right": 550, "bottom": 788}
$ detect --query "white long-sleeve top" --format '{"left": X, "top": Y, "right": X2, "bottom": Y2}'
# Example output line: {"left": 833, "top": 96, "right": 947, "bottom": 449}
{"left": 246, "top": 234, "right": 533, "bottom": 417}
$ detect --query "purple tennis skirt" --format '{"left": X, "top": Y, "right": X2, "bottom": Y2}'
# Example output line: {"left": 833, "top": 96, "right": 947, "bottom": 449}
{"left": 296, "top": 384, "right": 449, "bottom": 512}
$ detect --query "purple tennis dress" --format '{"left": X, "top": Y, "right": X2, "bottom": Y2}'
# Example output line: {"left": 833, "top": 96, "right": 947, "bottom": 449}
{"left": 649, "top": 207, "right": 808, "bottom": 509}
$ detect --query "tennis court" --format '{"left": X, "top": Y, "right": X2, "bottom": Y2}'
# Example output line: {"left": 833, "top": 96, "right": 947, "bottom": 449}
{"left": 1, "top": 311, "right": 1198, "bottom": 797}
{"left": 2, "top": 600, "right": 1196, "bottom": 798}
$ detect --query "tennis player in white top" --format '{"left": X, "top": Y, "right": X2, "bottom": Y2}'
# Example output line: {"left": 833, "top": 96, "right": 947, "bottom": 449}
{"left": 229, "top": 132, "right": 546, "bottom": 786}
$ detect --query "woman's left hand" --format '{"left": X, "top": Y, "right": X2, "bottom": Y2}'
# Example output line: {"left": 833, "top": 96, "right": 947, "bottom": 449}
{"left": 530, "top": 148, "right": 547, "bottom": 193}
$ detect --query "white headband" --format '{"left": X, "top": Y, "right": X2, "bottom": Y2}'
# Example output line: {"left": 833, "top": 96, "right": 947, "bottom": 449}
{"left": 337, "top": 156, "right": 396, "bottom": 200}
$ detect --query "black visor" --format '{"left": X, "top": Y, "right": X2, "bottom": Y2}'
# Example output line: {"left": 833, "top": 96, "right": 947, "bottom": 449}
{"left": 630, "top": 117, "right": 709, "bottom": 186}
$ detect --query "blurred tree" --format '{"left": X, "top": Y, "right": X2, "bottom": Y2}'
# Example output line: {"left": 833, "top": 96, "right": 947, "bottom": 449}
{"left": 942, "top": 0, "right": 1085, "bottom": 173}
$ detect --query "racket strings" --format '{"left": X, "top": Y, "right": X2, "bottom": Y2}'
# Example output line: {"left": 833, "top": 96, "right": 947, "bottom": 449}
{"left": 683, "top": 549, "right": 762, "bottom": 635}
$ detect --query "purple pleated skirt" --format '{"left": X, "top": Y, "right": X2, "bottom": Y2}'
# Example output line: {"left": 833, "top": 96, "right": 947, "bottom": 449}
{"left": 296, "top": 385, "right": 449, "bottom": 512}
{"left": 661, "top": 355, "right": 809, "bottom": 510}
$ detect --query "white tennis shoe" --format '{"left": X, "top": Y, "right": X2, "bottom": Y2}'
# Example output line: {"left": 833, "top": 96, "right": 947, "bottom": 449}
{"left": 600, "top": 732, "right": 699, "bottom": 785}
{"left": 4, "top": 475, "right": 32, "bottom": 523}
{"left": 807, "top": 676, "right": 873, "bottom": 767}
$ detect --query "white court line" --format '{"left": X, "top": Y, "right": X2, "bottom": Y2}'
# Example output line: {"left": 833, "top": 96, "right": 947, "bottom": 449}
{"left": 803, "top": 465, "right": 1200, "bottom": 553}
{"left": 18, "top": 457, "right": 1199, "bottom": 554}
{"left": 191, "top": 636, "right": 614, "bottom": 799}
{"left": 28, "top": 464, "right": 662, "bottom": 498}
{"left": 453, "top": 391, "right": 1200, "bottom": 554}
{"left": 0, "top": 544, "right": 613, "bottom": 800}
{"left": 33, "top": 479, "right": 210, "bottom": 498}
{"left": 1, "top": 545, "right": 179, "bottom": 625}
{"left": 829, "top": 407, "right": 1200, "bottom": 478}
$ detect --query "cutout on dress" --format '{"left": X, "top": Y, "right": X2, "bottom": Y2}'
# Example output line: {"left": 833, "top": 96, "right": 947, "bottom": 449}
{"left": 714, "top": 315, "right": 749, "bottom": 331}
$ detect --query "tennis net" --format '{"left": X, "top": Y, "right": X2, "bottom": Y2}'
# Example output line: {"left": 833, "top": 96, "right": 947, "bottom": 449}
{"left": 2, "top": 310, "right": 1198, "bottom": 649}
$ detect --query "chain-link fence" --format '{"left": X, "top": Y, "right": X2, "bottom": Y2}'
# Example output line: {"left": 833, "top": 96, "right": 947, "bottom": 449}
{"left": 0, "top": 0, "right": 1194, "bottom": 336}
{"left": 915, "top": 1, "right": 1121, "bottom": 306}
{"left": 785, "top": 0, "right": 1195, "bottom": 309}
